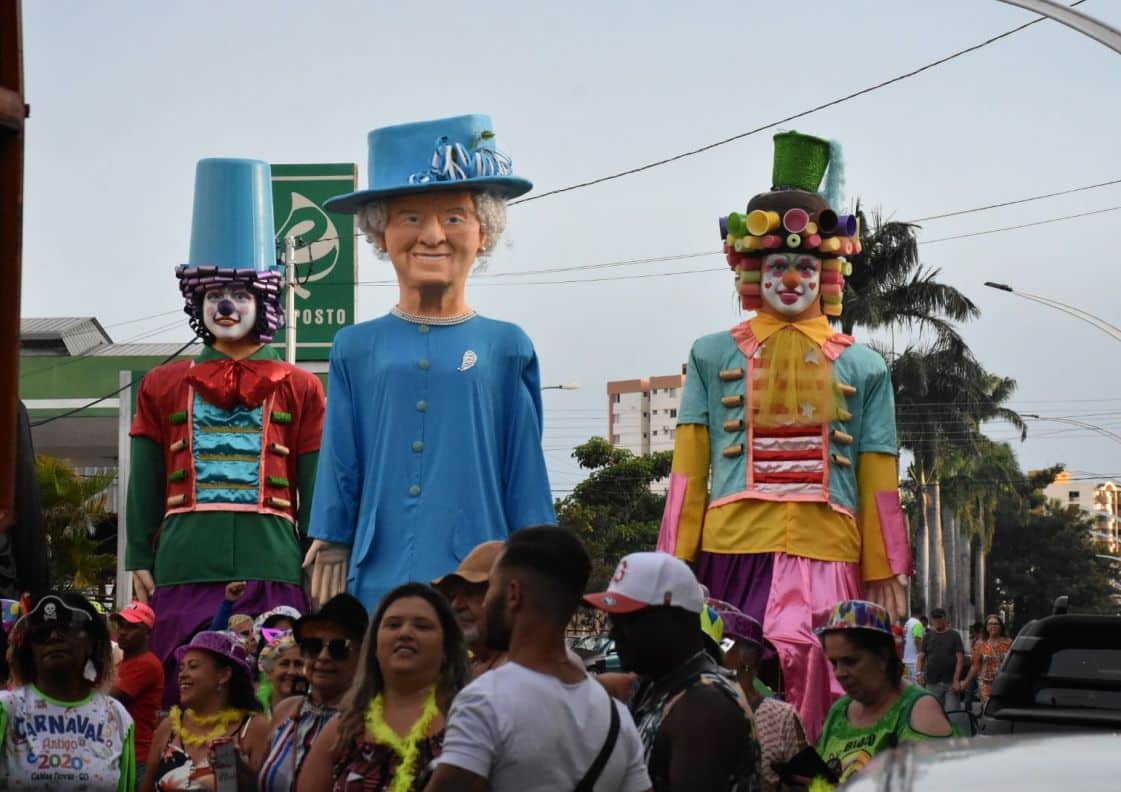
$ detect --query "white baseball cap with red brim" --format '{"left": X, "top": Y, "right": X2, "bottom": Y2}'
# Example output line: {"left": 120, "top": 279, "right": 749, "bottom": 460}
{"left": 583, "top": 552, "right": 704, "bottom": 615}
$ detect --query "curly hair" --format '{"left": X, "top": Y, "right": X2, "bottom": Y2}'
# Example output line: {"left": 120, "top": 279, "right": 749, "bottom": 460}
{"left": 333, "top": 583, "right": 468, "bottom": 754}
{"left": 356, "top": 190, "right": 507, "bottom": 264}
{"left": 9, "top": 591, "right": 115, "bottom": 691}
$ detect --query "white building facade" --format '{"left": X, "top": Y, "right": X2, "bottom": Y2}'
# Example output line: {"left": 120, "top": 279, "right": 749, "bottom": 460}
{"left": 1043, "top": 471, "right": 1121, "bottom": 553}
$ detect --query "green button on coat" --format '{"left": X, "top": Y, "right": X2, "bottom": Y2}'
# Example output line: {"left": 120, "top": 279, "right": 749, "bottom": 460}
{"left": 416, "top": 401, "right": 427, "bottom": 412}
{"left": 418, "top": 325, "right": 430, "bottom": 335}
{"left": 409, "top": 484, "right": 421, "bottom": 497}
{"left": 418, "top": 359, "right": 430, "bottom": 370}
{"left": 412, "top": 441, "right": 425, "bottom": 453}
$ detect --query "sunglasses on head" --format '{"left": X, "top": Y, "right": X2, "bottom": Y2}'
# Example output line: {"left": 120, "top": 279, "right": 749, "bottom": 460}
{"left": 299, "top": 637, "right": 353, "bottom": 661}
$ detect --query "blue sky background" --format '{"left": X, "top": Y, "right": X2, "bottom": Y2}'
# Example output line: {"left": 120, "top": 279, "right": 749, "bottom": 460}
{"left": 20, "top": 1, "right": 1121, "bottom": 493}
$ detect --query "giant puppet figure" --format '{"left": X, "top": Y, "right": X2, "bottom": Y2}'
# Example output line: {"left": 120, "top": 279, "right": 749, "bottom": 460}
{"left": 657, "top": 132, "right": 912, "bottom": 739}
{"left": 302, "top": 115, "right": 556, "bottom": 610}
{"left": 126, "top": 159, "right": 325, "bottom": 697}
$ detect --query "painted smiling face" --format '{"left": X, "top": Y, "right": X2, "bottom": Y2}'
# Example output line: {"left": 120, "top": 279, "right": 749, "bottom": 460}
{"left": 760, "top": 253, "right": 822, "bottom": 320}
{"left": 202, "top": 285, "right": 258, "bottom": 341}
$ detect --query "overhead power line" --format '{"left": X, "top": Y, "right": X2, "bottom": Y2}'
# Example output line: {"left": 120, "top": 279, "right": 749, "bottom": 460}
{"left": 509, "top": 0, "right": 1087, "bottom": 205}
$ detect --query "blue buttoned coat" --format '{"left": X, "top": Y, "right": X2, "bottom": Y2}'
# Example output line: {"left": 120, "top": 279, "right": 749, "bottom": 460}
{"left": 308, "top": 312, "right": 557, "bottom": 609}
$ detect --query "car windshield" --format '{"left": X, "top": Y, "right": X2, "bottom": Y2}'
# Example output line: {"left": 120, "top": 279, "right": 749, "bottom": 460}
{"left": 1033, "top": 648, "right": 1121, "bottom": 710}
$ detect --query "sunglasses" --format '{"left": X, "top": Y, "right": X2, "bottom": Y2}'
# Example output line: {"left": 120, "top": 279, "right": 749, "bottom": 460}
{"left": 299, "top": 638, "right": 353, "bottom": 661}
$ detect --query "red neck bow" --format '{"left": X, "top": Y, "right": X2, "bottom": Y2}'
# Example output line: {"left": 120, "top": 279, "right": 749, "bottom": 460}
{"left": 187, "top": 358, "right": 292, "bottom": 410}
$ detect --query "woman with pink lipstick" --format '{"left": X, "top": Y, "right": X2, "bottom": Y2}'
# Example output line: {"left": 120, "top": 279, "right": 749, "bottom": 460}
{"left": 297, "top": 583, "right": 468, "bottom": 792}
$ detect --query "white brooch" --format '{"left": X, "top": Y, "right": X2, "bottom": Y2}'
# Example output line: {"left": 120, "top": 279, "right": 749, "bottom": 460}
{"left": 458, "top": 350, "right": 477, "bottom": 372}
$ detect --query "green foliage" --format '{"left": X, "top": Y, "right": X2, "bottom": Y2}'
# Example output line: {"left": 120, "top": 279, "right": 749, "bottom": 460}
{"left": 557, "top": 438, "right": 671, "bottom": 589}
{"left": 36, "top": 456, "right": 117, "bottom": 591}
{"left": 989, "top": 496, "right": 1118, "bottom": 624}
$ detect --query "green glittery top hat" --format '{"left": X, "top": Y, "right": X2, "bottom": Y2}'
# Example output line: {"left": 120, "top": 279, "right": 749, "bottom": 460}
{"left": 771, "top": 131, "right": 833, "bottom": 192}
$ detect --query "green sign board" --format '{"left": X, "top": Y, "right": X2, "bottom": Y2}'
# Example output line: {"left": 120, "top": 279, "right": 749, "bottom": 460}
{"left": 270, "top": 163, "right": 358, "bottom": 361}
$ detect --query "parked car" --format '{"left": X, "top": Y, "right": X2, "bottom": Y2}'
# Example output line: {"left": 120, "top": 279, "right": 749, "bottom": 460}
{"left": 569, "top": 633, "right": 621, "bottom": 672}
{"left": 843, "top": 733, "right": 1118, "bottom": 791}
{"left": 979, "top": 597, "right": 1121, "bottom": 735}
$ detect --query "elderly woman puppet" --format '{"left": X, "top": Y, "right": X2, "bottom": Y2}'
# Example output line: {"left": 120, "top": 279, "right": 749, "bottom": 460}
{"left": 657, "top": 132, "right": 912, "bottom": 740}
{"left": 302, "top": 115, "right": 556, "bottom": 611}
{"left": 126, "top": 159, "right": 325, "bottom": 703}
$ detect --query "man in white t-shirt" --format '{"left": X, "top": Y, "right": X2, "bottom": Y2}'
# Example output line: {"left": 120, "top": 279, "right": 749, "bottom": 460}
{"left": 425, "top": 527, "right": 651, "bottom": 792}
{"left": 902, "top": 606, "right": 925, "bottom": 680}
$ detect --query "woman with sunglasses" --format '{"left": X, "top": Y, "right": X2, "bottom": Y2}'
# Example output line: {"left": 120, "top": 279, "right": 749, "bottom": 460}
{"left": 297, "top": 583, "right": 468, "bottom": 792}
{"left": 258, "top": 593, "right": 368, "bottom": 792}
{"left": 256, "top": 631, "right": 305, "bottom": 716}
{"left": 0, "top": 591, "right": 136, "bottom": 790}
{"left": 141, "top": 630, "right": 270, "bottom": 791}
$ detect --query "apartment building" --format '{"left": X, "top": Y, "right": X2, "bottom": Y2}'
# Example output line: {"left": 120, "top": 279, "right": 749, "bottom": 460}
{"left": 1044, "top": 470, "right": 1121, "bottom": 553}
{"left": 606, "top": 368, "right": 686, "bottom": 456}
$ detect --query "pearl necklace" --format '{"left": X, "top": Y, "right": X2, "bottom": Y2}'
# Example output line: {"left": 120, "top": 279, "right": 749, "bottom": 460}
{"left": 391, "top": 306, "right": 477, "bottom": 326}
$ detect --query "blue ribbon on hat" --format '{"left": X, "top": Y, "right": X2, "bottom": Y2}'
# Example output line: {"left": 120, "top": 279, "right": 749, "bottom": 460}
{"left": 409, "top": 134, "right": 514, "bottom": 186}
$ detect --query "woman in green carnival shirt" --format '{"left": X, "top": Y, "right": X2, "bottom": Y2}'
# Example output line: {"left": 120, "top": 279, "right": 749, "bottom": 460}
{"left": 0, "top": 592, "right": 136, "bottom": 790}
{"left": 816, "top": 600, "right": 953, "bottom": 784}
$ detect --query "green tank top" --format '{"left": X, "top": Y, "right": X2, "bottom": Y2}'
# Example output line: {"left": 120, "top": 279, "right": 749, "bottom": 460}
{"left": 816, "top": 684, "right": 941, "bottom": 782}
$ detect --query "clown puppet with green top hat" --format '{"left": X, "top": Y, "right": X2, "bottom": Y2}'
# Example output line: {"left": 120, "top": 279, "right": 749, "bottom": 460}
{"left": 125, "top": 158, "right": 325, "bottom": 704}
{"left": 657, "top": 132, "right": 913, "bottom": 740}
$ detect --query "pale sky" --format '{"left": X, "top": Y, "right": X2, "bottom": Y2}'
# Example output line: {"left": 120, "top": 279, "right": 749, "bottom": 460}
{"left": 20, "top": 0, "right": 1121, "bottom": 493}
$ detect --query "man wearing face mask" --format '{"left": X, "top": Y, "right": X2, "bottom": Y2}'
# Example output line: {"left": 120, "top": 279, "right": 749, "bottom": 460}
{"left": 656, "top": 133, "right": 912, "bottom": 741}
{"left": 125, "top": 158, "right": 325, "bottom": 705}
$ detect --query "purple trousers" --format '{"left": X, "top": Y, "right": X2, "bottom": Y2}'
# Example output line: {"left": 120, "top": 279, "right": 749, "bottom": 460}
{"left": 150, "top": 580, "right": 307, "bottom": 707}
{"left": 697, "top": 550, "right": 861, "bottom": 743}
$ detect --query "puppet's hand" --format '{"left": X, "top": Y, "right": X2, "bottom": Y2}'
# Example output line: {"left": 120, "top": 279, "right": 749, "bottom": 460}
{"left": 864, "top": 575, "right": 908, "bottom": 622}
{"left": 132, "top": 570, "right": 156, "bottom": 603}
{"left": 302, "top": 540, "right": 350, "bottom": 609}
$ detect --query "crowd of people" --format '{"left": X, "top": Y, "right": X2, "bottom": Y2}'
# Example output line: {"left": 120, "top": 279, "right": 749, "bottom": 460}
{"left": 0, "top": 528, "right": 994, "bottom": 791}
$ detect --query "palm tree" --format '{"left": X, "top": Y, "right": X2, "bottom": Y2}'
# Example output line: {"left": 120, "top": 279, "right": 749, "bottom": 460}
{"left": 837, "top": 207, "right": 979, "bottom": 345}
{"left": 36, "top": 456, "right": 117, "bottom": 592}
{"left": 890, "top": 339, "right": 1026, "bottom": 611}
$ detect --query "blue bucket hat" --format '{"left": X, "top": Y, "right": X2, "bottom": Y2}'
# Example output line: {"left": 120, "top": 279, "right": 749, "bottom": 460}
{"left": 175, "top": 158, "right": 285, "bottom": 343}
{"left": 324, "top": 114, "right": 532, "bottom": 214}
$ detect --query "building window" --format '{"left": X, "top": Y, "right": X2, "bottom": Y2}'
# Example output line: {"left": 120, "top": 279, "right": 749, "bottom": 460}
{"left": 643, "top": 432, "right": 648, "bottom": 438}
{"left": 613, "top": 394, "right": 620, "bottom": 403}
{"left": 612, "top": 434, "right": 620, "bottom": 443}
{"left": 670, "top": 408, "right": 677, "bottom": 418}
{"left": 652, "top": 430, "right": 659, "bottom": 437}
{"left": 1069, "top": 491, "right": 1080, "bottom": 501}
{"left": 668, "top": 388, "right": 677, "bottom": 397}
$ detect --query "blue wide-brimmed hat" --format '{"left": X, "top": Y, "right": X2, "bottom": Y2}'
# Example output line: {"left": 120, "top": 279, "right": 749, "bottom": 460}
{"left": 324, "top": 114, "right": 532, "bottom": 214}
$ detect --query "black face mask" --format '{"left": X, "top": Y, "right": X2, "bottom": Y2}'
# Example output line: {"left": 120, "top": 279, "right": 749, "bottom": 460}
{"left": 299, "top": 638, "right": 354, "bottom": 661}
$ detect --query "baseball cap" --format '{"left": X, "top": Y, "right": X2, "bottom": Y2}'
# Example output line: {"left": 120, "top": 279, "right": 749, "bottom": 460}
{"left": 583, "top": 552, "right": 704, "bottom": 615}
{"left": 112, "top": 600, "right": 155, "bottom": 630}
{"left": 432, "top": 540, "right": 505, "bottom": 588}
{"left": 930, "top": 607, "right": 947, "bottom": 619}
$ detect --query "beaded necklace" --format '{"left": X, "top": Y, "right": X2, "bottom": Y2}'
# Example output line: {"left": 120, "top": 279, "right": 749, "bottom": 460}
{"left": 391, "top": 306, "right": 477, "bottom": 326}
{"left": 169, "top": 706, "right": 249, "bottom": 747}
{"left": 363, "top": 687, "right": 440, "bottom": 792}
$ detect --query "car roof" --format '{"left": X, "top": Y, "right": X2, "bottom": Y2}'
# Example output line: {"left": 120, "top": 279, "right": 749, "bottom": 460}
{"left": 843, "top": 734, "right": 1121, "bottom": 790}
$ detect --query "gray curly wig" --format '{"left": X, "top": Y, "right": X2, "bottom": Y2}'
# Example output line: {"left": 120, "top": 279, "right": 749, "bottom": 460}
{"left": 356, "top": 190, "right": 507, "bottom": 262}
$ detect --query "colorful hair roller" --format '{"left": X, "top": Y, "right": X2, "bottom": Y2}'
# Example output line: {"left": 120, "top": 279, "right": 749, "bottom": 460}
{"left": 762, "top": 234, "right": 783, "bottom": 249}
{"left": 741, "top": 294, "right": 762, "bottom": 311}
{"left": 719, "top": 216, "right": 729, "bottom": 239}
{"left": 852, "top": 240, "right": 862, "bottom": 255}
{"left": 822, "top": 293, "right": 843, "bottom": 304}
{"left": 819, "top": 237, "right": 842, "bottom": 253}
{"left": 782, "top": 208, "right": 809, "bottom": 234}
{"left": 739, "top": 269, "right": 762, "bottom": 284}
{"left": 726, "top": 212, "right": 749, "bottom": 237}
{"left": 820, "top": 271, "right": 844, "bottom": 285}
{"left": 804, "top": 233, "right": 821, "bottom": 249}
{"left": 746, "top": 209, "right": 781, "bottom": 236}
{"left": 821, "top": 284, "right": 843, "bottom": 297}
{"left": 726, "top": 250, "right": 748, "bottom": 270}
{"left": 738, "top": 283, "right": 762, "bottom": 297}
{"left": 822, "top": 258, "right": 843, "bottom": 272}
{"left": 805, "top": 222, "right": 818, "bottom": 235}
{"left": 823, "top": 302, "right": 843, "bottom": 317}
{"left": 735, "top": 236, "right": 764, "bottom": 252}
{"left": 786, "top": 233, "right": 802, "bottom": 248}
{"left": 840, "top": 238, "right": 854, "bottom": 256}
{"left": 835, "top": 214, "right": 858, "bottom": 236}
{"left": 843, "top": 260, "right": 853, "bottom": 276}
{"left": 816, "top": 209, "right": 838, "bottom": 234}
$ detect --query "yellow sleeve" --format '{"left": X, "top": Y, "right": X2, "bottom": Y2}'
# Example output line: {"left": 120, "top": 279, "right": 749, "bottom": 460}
{"left": 857, "top": 451, "right": 898, "bottom": 582}
{"left": 665, "top": 423, "right": 710, "bottom": 563}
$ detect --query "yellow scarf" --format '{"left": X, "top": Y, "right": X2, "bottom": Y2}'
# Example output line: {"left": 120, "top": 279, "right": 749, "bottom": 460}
{"left": 364, "top": 687, "right": 440, "bottom": 792}
{"left": 749, "top": 315, "right": 842, "bottom": 427}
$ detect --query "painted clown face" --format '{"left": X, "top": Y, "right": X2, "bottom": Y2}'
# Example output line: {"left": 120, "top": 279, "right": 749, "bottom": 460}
{"left": 202, "top": 285, "right": 258, "bottom": 341}
{"left": 760, "top": 253, "right": 822, "bottom": 319}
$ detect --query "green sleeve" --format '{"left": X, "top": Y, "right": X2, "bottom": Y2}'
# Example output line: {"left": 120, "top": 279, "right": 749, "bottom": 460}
{"left": 125, "top": 436, "right": 165, "bottom": 570}
{"left": 296, "top": 450, "right": 319, "bottom": 537}
{"left": 0, "top": 700, "right": 7, "bottom": 752}
{"left": 118, "top": 722, "right": 136, "bottom": 792}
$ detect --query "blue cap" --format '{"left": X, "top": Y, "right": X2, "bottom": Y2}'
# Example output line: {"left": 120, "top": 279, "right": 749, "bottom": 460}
{"left": 187, "top": 158, "right": 277, "bottom": 273}
{"left": 324, "top": 114, "right": 532, "bottom": 214}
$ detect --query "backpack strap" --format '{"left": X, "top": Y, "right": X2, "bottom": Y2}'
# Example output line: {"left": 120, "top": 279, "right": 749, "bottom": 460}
{"left": 574, "top": 691, "right": 621, "bottom": 792}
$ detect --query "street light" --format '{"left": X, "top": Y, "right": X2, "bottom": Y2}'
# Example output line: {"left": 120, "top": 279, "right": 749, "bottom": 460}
{"left": 984, "top": 282, "right": 1121, "bottom": 344}
{"left": 1021, "top": 413, "right": 1121, "bottom": 447}
{"left": 996, "top": 2, "right": 1121, "bottom": 56}
{"left": 542, "top": 383, "right": 581, "bottom": 391}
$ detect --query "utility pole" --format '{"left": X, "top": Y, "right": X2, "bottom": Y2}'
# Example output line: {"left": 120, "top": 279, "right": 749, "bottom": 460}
{"left": 0, "top": 0, "right": 27, "bottom": 532}
{"left": 284, "top": 235, "right": 297, "bottom": 364}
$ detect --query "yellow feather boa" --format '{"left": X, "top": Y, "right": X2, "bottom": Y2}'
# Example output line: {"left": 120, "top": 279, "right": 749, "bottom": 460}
{"left": 168, "top": 706, "right": 249, "bottom": 747}
{"left": 364, "top": 686, "right": 440, "bottom": 792}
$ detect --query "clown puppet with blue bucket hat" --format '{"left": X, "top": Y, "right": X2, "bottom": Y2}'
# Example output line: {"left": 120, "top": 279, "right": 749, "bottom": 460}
{"left": 125, "top": 158, "right": 325, "bottom": 705}
{"left": 301, "top": 115, "right": 556, "bottom": 611}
